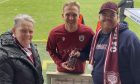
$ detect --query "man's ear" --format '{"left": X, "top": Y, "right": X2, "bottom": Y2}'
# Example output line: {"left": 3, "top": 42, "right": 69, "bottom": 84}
{"left": 99, "top": 15, "right": 101, "bottom": 20}
{"left": 62, "top": 13, "right": 64, "bottom": 18}
{"left": 12, "top": 27, "right": 16, "bottom": 34}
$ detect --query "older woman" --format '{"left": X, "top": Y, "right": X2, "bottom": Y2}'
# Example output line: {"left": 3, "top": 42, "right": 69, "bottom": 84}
{"left": 0, "top": 14, "right": 44, "bottom": 84}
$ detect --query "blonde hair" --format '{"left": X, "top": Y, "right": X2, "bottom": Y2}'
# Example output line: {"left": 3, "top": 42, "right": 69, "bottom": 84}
{"left": 63, "top": 0, "right": 80, "bottom": 12}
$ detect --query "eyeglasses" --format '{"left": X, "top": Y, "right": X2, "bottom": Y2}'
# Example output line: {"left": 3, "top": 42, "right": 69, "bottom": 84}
{"left": 100, "top": 13, "right": 117, "bottom": 18}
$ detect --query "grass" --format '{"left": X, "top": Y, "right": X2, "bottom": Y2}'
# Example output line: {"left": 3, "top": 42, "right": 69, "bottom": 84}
{"left": 0, "top": 0, "right": 140, "bottom": 83}
{"left": 0, "top": 0, "right": 140, "bottom": 39}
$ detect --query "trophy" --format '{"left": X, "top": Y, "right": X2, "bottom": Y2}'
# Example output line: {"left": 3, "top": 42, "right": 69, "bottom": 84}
{"left": 67, "top": 56, "right": 77, "bottom": 69}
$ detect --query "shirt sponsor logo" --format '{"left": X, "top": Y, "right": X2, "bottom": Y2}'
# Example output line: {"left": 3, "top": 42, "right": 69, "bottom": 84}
{"left": 96, "top": 44, "right": 107, "bottom": 50}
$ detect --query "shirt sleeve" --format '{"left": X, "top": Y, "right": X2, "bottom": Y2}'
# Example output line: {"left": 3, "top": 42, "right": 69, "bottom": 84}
{"left": 79, "top": 37, "right": 93, "bottom": 61}
{"left": 46, "top": 31, "right": 63, "bottom": 67}
{"left": 79, "top": 28, "right": 94, "bottom": 61}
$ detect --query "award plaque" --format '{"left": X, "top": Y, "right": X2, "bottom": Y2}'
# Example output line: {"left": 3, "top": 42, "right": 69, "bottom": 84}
{"left": 67, "top": 56, "right": 77, "bottom": 69}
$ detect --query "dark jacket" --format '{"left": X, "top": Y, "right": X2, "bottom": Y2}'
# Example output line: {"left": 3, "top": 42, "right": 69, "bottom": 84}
{"left": 0, "top": 32, "right": 44, "bottom": 84}
{"left": 93, "top": 22, "right": 140, "bottom": 84}
{"left": 80, "top": 22, "right": 140, "bottom": 84}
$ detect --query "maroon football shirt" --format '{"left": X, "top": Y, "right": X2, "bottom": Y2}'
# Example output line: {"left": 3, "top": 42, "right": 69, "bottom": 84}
{"left": 47, "top": 24, "right": 94, "bottom": 73}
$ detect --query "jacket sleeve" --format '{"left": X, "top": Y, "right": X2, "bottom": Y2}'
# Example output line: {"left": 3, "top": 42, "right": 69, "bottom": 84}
{"left": 129, "top": 34, "right": 140, "bottom": 83}
{"left": 118, "top": 0, "right": 126, "bottom": 7}
{"left": 46, "top": 32, "right": 63, "bottom": 67}
{"left": 0, "top": 50, "right": 14, "bottom": 84}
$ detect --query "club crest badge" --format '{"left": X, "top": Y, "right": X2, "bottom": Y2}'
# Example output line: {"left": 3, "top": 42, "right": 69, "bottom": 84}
{"left": 79, "top": 35, "right": 85, "bottom": 42}
{"left": 106, "top": 71, "right": 119, "bottom": 84}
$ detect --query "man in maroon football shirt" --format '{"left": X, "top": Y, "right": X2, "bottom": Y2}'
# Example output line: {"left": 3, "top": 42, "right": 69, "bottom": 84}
{"left": 47, "top": 1, "right": 94, "bottom": 74}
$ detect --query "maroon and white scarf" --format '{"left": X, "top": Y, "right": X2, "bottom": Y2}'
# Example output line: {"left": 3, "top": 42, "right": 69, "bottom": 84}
{"left": 89, "top": 25, "right": 121, "bottom": 84}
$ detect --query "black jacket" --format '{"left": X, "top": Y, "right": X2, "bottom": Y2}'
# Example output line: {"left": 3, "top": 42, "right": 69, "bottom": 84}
{"left": 0, "top": 32, "right": 44, "bottom": 84}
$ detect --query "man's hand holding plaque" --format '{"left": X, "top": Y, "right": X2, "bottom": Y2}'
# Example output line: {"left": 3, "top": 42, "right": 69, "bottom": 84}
{"left": 61, "top": 49, "right": 80, "bottom": 71}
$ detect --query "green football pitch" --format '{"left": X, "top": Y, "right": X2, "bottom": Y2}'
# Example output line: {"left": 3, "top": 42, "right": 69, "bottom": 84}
{"left": 0, "top": 0, "right": 140, "bottom": 83}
